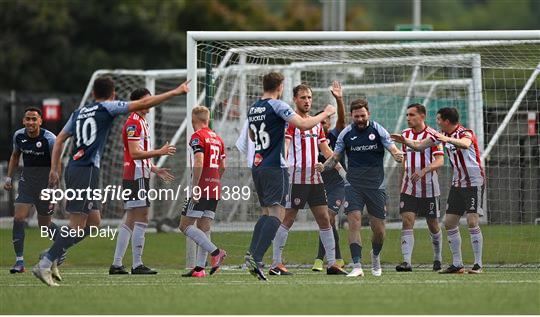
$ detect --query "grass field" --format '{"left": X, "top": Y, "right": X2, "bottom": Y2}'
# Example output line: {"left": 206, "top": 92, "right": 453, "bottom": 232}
{"left": 1, "top": 226, "right": 539, "bottom": 314}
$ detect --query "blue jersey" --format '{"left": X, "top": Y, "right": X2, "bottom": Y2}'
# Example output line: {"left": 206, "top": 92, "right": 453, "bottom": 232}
{"left": 63, "top": 101, "right": 129, "bottom": 168}
{"left": 13, "top": 128, "right": 55, "bottom": 181}
{"left": 319, "top": 128, "right": 346, "bottom": 187}
{"left": 247, "top": 98, "right": 295, "bottom": 168}
{"left": 335, "top": 121, "right": 394, "bottom": 189}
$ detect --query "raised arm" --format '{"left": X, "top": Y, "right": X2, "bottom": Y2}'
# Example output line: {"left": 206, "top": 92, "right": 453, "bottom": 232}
{"left": 127, "top": 80, "right": 190, "bottom": 112}
{"left": 330, "top": 81, "right": 346, "bottom": 131}
{"left": 288, "top": 104, "right": 336, "bottom": 131}
{"left": 434, "top": 131, "right": 472, "bottom": 149}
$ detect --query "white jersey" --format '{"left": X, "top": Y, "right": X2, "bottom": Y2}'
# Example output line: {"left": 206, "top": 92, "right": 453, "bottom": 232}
{"left": 286, "top": 122, "right": 326, "bottom": 184}
{"left": 401, "top": 127, "right": 444, "bottom": 198}
{"left": 429, "top": 125, "right": 485, "bottom": 188}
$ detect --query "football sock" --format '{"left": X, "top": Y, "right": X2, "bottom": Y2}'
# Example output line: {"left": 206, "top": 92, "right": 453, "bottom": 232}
{"left": 469, "top": 226, "right": 483, "bottom": 267}
{"left": 194, "top": 266, "right": 204, "bottom": 272}
{"left": 372, "top": 241, "right": 383, "bottom": 257}
{"left": 272, "top": 224, "right": 289, "bottom": 266}
{"left": 349, "top": 243, "right": 362, "bottom": 268}
{"left": 184, "top": 225, "right": 217, "bottom": 253}
{"left": 48, "top": 222, "right": 59, "bottom": 240}
{"left": 430, "top": 229, "right": 442, "bottom": 262}
{"left": 112, "top": 224, "right": 131, "bottom": 267}
{"left": 73, "top": 226, "right": 91, "bottom": 245}
{"left": 12, "top": 219, "right": 25, "bottom": 258}
{"left": 401, "top": 229, "right": 414, "bottom": 264}
{"left": 253, "top": 216, "right": 281, "bottom": 263}
{"left": 196, "top": 231, "right": 211, "bottom": 268}
{"left": 447, "top": 227, "right": 463, "bottom": 267}
{"left": 319, "top": 227, "right": 336, "bottom": 266}
{"left": 41, "top": 234, "right": 77, "bottom": 268}
{"left": 249, "top": 215, "right": 268, "bottom": 254}
{"left": 132, "top": 222, "right": 147, "bottom": 268}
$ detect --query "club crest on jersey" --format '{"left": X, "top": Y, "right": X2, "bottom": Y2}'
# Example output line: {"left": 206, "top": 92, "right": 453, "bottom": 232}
{"left": 126, "top": 125, "right": 137, "bottom": 137}
{"left": 36, "top": 141, "right": 42, "bottom": 148}
{"left": 368, "top": 133, "right": 376, "bottom": 141}
{"left": 190, "top": 138, "right": 200, "bottom": 147}
{"left": 253, "top": 153, "right": 263, "bottom": 166}
{"left": 73, "top": 148, "right": 85, "bottom": 160}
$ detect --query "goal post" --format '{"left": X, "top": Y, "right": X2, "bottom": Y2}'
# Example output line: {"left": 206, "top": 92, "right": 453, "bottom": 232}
{"left": 185, "top": 31, "right": 540, "bottom": 265}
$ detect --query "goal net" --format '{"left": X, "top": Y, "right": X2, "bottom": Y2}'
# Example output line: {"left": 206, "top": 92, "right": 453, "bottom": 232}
{"left": 186, "top": 32, "right": 540, "bottom": 266}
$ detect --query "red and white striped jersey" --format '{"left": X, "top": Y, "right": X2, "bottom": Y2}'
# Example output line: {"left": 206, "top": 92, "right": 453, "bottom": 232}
{"left": 123, "top": 112, "right": 152, "bottom": 180}
{"left": 401, "top": 127, "right": 444, "bottom": 198}
{"left": 429, "top": 125, "right": 485, "bottom": 188}
{"left": 286, "top": 122, "right": 326, "bottom": 184}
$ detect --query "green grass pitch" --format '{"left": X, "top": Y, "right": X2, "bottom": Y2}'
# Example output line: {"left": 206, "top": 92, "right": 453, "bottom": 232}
{"left": 1, "top": 226, "right": 539, "bottom": 314}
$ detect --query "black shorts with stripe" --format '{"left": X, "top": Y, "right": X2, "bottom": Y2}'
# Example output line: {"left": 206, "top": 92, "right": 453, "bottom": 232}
{"left": 286, "top": 183, "right": 327, "bottom": 210}
{"left": 123, "top": 178, "right": 151, "bottom": 209}
{"left": 446, "top": 185, "right": 485, "bottom": 216}
{"left": 399, "top": 193, "right": 440, "bottom": 219}
{"left": 181, "top": 198, "right": 219, "bottom": 219}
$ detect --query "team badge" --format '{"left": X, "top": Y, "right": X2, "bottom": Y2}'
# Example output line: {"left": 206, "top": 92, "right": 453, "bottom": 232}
{"left": 400, "top": 201, "right": 404, "bottom": 208}
{"left": 36, "top": 141, "right": 42, "bottom": 148}
{"left": 253, "top": 153, "right": 263, "bottom": 166}
{"left": 88, "top": 202, "right": 93, "bottom": 210}
{"left": 126, "top": 125, "right": 137, "bottom": 137}
{"left": 190, "top": 138, "right": 200, "bottom": 147}
{"left": 368, "top": 133, "right": 376, "bottom": 141}
{"left": 344, "top": 201, "right": 349, "bottom": 208}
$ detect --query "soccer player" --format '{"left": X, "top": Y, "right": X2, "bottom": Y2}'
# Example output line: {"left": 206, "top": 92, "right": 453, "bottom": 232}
{"left": 270, "top": 83, "right": 347, "bottom": 276}
{"left": 4, "top": 107, "right": 59, "bottom": 275}
{"left": 109, "top": 88, "right": 176, "bottom": 275}
{"left": 179, "top": 105, "right": 227, "bottom": 277}
{"left": 323, "top": 99, "right": 404, "bottom": 277}
{"left": 312, "top": 80, "right": 347, "bottom": 272}
{"left": 245, "top": 72, "right": 335, "bottom": 281}
{"left": 33, "top": 76, "right": 190, "bottom": 286}
{"left": 396, "top": 103, "right": 444, "bottom": 272}
{"left": 391, "top": 107, "right": 485, "bottom": 274}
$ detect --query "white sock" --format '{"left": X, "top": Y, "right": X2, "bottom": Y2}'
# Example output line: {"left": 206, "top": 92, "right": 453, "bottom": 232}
{"left": 272, "top": 225, "right": 289, "bottom": 266}
{"left": 447, "top": 227, "right": 463, "bottom": 267}
{"left": 196, "top": 231, "right": 211, "bottom": 268}
{"left": 401, "top": 229, "right": 414, "bottom": 264}
{"left": 16, "top": 256, "right": 24, "bottom": 262}
{"left": 430, "top": 230, "right": 442, "bottom": 262}
{"left": 184, "top": 225, "right": 217, "bottom": 253}
{"left": 468, "top": 226, "right": 483, "bottom": 267}
{"left": 132, "top": 222, "right": 147, "bottom": 268}
{"left": 319, "top": 228, "right": 336, "bottom": 266}
{"left": 113, "top": 224, "right": 132, "bottom": 267}
{"left": 38, "top": 256, "right": 52, "bottom": 269}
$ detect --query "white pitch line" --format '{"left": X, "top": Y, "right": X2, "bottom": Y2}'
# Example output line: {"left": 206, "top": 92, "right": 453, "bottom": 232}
{"left": 6, "top": 279, "right": 539, "bottom": 287}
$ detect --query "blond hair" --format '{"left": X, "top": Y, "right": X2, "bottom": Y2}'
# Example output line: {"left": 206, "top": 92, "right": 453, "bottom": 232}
{"left": 192, "top": 105, "right": 210, "bottom": 123}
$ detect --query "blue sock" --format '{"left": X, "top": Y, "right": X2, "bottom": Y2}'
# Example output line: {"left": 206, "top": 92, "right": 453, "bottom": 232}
{"left": 46, "top": 234, "right": 76, "bottom": 262}
{"left": 372, "top": 241, "right": 383, "bottom": 256}
{"left": 48, "top": 222, "right": 60, "bottom": 240}
{"left": 73, "top": 226, "right": 91, "bottom": 245}
{"left": 253, "top": 216, "right": 281, "bottom": 263}
{"left": 12, "top": 220, "right": 26, "bottom": 258}
{"left": 249, "top": 215, "right": 268, "bottom": 254}
{"left": 350, "top": 243, "right": 362, "bottom": 264}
